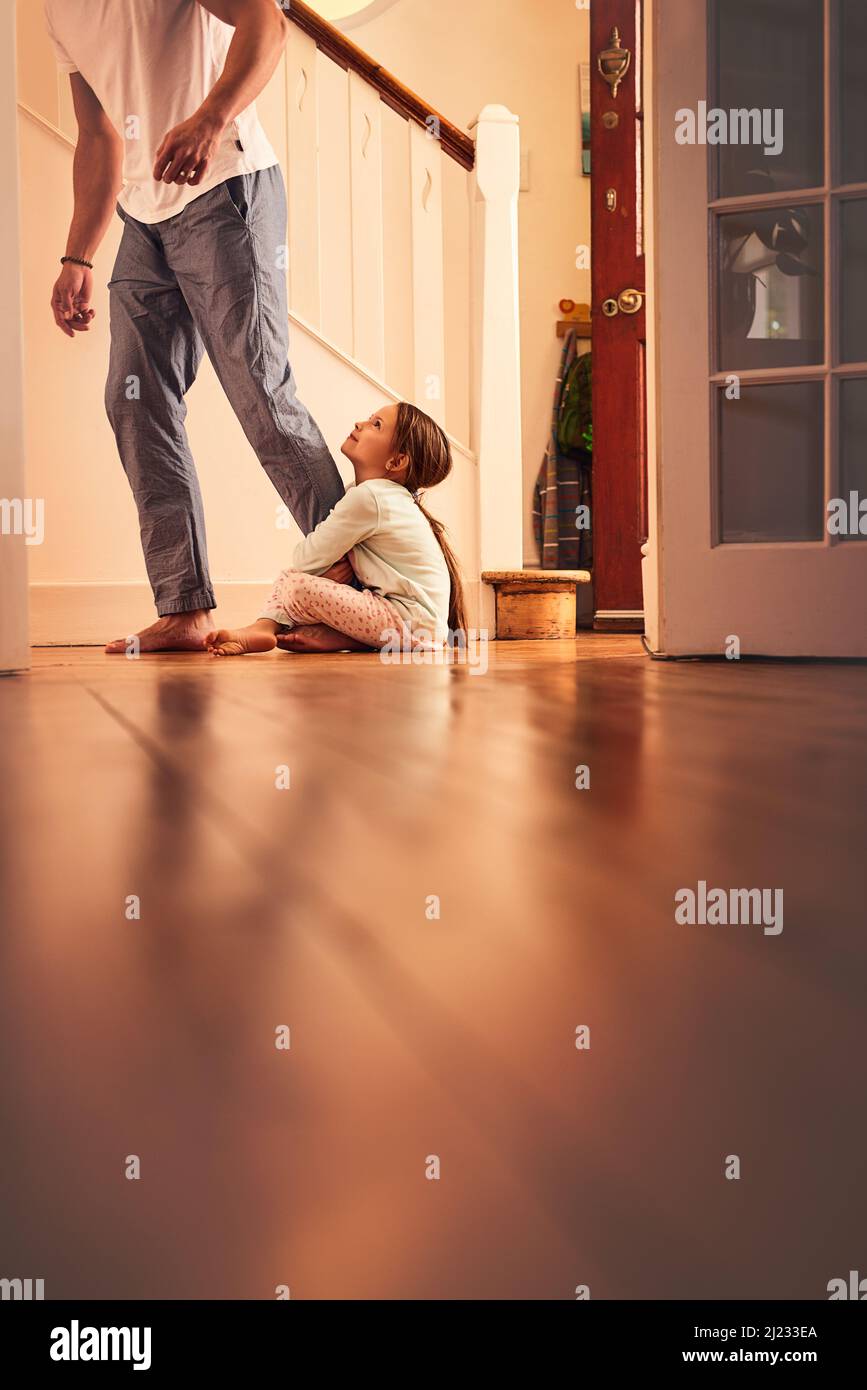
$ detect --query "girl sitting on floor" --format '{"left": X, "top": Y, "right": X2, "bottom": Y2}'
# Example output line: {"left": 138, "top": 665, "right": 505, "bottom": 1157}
{"left": 205, "top": 401, "right": 466, "bottom": 657}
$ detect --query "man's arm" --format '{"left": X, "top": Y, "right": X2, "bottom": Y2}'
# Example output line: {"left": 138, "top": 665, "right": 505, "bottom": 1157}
{"left": 50, "top": 73, "right": 123, "bottom": 339}
{"left": 153, "top": 0, "right": 289, "bottom": 185}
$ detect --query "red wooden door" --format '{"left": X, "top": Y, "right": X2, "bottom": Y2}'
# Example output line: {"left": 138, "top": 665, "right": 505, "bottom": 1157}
{"left": 590, "top": 1, "right": 647, "bottom": 631}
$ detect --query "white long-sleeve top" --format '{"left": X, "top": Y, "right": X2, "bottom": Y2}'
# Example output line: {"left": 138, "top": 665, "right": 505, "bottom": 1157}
{"left": 292, "top": 479, "right": 452, "bottom": 642}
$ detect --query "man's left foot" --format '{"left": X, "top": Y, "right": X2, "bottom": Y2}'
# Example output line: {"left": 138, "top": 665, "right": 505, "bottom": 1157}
{"left": 104, "top": 613, "right": 215, "bottom": 654}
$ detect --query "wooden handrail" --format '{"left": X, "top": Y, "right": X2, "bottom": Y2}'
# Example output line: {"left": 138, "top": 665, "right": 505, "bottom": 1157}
{"left": 283, "top": 0, "right": 475, "bottom": 171}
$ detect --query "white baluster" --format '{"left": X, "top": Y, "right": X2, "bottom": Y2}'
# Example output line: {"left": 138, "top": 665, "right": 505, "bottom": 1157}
{"left": 348, "top": 73, "right": 385, "bottom": 378}
{"left": 317, "top": 56, "right": 352, "bottom": 351}
{"left": 409, "top": 121, "right": 447, "bottom": 427}
{"left": 256, "top": 45, "right": 288, "bottom": 172}
{"left": 285, "top": 27, "right": 321, "bottom": 329}
{"left": 471, "top": 104, "right": 523, "bottom": 572}
{"left": 380, "top": 106, "right": 414, "bottom": 403}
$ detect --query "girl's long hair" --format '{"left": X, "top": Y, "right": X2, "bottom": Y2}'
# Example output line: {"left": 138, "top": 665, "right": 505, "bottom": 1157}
{"left": 392, "top": 402, "right": 467, "bottom": 635}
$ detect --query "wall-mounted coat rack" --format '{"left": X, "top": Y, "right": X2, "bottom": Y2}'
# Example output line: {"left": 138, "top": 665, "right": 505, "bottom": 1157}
{"left": 557, "top": 299, "right": 592, "bottom": 338}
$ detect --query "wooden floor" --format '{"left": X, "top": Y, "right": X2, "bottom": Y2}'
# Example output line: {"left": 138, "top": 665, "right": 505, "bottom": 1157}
{"left": 1, "top": 635, "right": 865, "bottom": 1300}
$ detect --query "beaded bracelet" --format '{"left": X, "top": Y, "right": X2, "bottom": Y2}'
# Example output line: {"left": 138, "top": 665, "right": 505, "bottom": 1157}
{"left": 61, "top": 255, "right": 94, "bottom": 270}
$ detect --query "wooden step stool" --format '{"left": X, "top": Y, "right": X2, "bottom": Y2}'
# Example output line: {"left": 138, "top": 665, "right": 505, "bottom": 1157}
{"left": 482, "top": 570, "right": 592, "bottom": 640}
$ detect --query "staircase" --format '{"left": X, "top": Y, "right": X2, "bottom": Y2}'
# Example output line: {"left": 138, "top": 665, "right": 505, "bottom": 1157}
{"left": 16, "top": 0, "right": 525, "bottom": 638}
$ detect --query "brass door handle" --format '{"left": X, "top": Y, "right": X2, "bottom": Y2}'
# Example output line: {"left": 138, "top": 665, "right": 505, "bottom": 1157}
{"left": 618, "top": 288, "right": 646, "bottom": 315}
{"left": 601, "top": 290, "right": 646, "bottom": 318}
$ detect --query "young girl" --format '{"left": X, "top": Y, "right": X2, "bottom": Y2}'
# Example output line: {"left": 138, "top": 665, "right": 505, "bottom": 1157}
{"left": 206, "top": 402, "right": 467, "bottom": 657}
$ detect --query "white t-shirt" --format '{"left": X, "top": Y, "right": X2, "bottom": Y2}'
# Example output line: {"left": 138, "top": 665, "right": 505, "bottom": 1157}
{"left": 44, "top": 0, "right": 279, "bottom": 224}
{"left": 292, "top": 479, "right": 453, "bottom": 644}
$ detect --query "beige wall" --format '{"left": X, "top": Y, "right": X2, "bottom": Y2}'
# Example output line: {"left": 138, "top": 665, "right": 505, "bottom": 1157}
{"left": 1, "top": 2, "right": 30, "bottom": 672}
{"left": 310, "top": 0, "right": 390, "bottom": 19}
{"left": 347, "top": 0, "right": 591, "bottom": 563}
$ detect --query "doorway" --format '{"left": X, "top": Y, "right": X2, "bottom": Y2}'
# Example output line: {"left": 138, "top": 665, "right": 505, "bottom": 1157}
{"left": 589, "top": 0, "right": 647, "bottom": 632}
{"left": 524, "top": 1, "right": 648, "bottom": 638}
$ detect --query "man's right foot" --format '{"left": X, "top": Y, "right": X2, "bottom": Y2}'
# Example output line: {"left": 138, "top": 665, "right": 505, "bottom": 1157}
{"left": 104, "top": 613, "right": 216, "bottom": 654}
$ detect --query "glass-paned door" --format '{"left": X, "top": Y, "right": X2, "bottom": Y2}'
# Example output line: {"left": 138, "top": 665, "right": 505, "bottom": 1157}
{"left": 711, "top": 0, "right": 867, "bottom": 553}
{"left": 650, "top": 0, "right": 867, "bottom": 656}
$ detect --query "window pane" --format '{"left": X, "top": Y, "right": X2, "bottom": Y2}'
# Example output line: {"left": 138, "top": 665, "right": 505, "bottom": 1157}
{"left": 717, "top": 206, "right": 824, "bottom": 370}
{"left": 839, "top": 378, "right": 867, "bottom": 540}
{"left": 719, "top": 383, "right": 824, "bottom": 543}
{"left": 840, "top": 200, "right": 867, "bottom": 362}
{"left": 713, "top": 0, "right": 824, "bottom": 198}
{"left": 839, "top": 0, "right": 867, "bottom": 185}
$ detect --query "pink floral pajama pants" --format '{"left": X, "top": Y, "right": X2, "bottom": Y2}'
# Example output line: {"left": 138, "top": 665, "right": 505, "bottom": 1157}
{"left": 259, "top": 569, "right": 407, "bottom": 648}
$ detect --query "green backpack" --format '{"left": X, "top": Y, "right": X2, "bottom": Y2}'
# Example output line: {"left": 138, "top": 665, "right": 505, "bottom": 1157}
{"left": 557, "top": 349, "right": 592, "bottom": 455}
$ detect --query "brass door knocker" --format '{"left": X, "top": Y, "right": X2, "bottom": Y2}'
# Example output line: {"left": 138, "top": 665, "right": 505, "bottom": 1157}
{"left": 597, "top": 26, "right": 631, "bottom": 100}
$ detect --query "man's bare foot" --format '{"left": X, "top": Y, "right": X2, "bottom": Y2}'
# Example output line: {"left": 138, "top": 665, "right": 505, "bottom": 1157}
{"left": 276, "top": 623, "right": 373, "bottom": 654}
{"left": 205, "top": 621, "right": 279, "bottom": 658}
{"left": 105, "top": 612, "right": 216, "bottom": 654}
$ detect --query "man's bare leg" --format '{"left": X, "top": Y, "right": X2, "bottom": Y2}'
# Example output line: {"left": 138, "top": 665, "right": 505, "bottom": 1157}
{"left": 205, "top": 618, "right": 280, "bottom": 658}
{"left": 104, "top": 609, "right": 216, "bottom": 655}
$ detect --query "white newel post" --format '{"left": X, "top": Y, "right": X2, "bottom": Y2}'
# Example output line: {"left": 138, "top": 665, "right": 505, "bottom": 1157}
{"left": 472, "top": 104, "right": 523, "bottom": 577}
{"left": 0, "top": 2, "right": 30, "bottom": 674}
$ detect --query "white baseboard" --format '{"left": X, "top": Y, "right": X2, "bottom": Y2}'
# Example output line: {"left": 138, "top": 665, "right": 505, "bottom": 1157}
{"left": 30, "top": 578, "right": 486, "bottom": 646}
{"left": 29, "top": 582, "right": 273, "bottom": 646}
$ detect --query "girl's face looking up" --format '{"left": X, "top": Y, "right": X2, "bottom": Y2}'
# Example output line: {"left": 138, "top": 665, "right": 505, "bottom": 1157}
{"left": 341, "top": 404, "right": 408, "bottom": 485}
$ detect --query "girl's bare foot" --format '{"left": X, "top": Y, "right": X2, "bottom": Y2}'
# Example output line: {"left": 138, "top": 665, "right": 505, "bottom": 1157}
{"left": 276, "top": 623, "right": 373, "bottom": 654}
{"left": 205, "top": 621, "right": 278, "bottom": 657}
{"left": 105, "top": 612, "right": 216, "bottom": 654}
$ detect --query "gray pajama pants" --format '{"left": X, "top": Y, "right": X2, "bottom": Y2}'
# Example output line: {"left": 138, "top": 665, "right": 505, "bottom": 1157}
{"left": 105, "top": 165, "right": 345, "bottom": 616}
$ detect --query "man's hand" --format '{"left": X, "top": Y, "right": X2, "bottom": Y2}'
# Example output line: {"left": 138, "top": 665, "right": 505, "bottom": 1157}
{"left": 50, "top": 263, "right": 95, "bottom": 339}
{"left": 157, "top": 0, "right": 289, "bottom": 190}
{"left": 323, "top": 556, "right": 355, "bottom": 585}
{"left": 153, "top": 111, "right": 226, "bottom": 185}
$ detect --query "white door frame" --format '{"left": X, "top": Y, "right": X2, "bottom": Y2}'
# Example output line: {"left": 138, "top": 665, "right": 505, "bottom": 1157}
{"left": 0, "top": 1, "right": 30, "bottom": 675}
{"left": 647, "top": 0, "right": 867, "bottom": 657}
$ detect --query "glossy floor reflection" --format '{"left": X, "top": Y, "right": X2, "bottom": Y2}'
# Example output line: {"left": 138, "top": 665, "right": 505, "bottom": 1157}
{"left": 0, "top": 637, "right": 865, "bottom": 1299}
